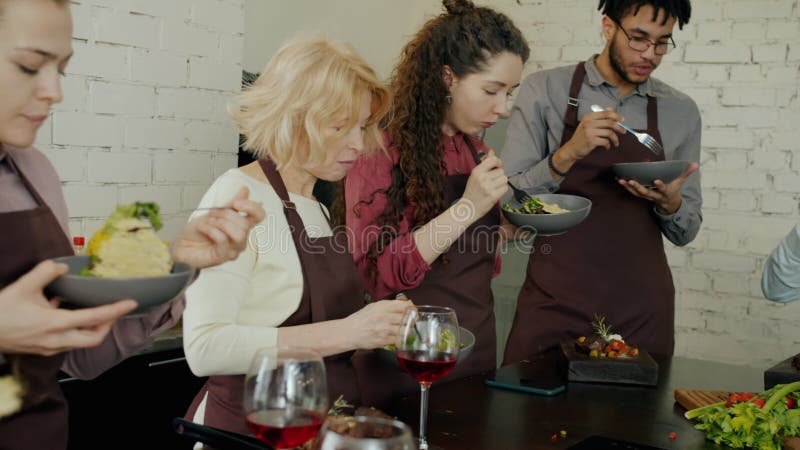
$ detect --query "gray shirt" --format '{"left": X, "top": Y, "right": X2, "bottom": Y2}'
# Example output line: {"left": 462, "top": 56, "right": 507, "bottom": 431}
{"left": 762, "top": 224, "right": 800, "bottom": 303}
{"left": 502, "top": 55, "right": 702, "bottom": 246}
{"left": 0, "top": 145, "right": 183, "bottom": 378}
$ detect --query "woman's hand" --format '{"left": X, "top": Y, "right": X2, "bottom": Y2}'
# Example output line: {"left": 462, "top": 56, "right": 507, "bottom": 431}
{"left": 0, "top": 261, "right": 138, "bottom": 356}
{"left": 172, "top": 187, "right": 266, "bottom": 269}
{"left": 461, "top": 150, "right": 508, "bottom": 220}
{"left": 343, "top": 299, "right": 413, "bottom": 350}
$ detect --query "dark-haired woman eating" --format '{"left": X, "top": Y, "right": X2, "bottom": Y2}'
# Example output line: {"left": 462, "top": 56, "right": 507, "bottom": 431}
{"left": 344, "top": 0, "right": 529, "bottom": 407}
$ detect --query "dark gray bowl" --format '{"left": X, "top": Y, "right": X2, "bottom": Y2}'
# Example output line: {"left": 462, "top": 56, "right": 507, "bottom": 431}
{"left": 376, "top": 327, "right": 475, "bottom": 368}
{"left": 502, "top": 193, "right": 592, "bottom": 236}
{"left": 46, "top": 256, "right": 194, "bottom": 315}
{"left": 612, "top": 160, "right": 690, "bottom": 187}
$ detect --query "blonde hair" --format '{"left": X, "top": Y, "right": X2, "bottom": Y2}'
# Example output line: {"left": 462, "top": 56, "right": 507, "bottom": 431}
{"left": 232, "top": 36, "right": 391, "bottom": 169}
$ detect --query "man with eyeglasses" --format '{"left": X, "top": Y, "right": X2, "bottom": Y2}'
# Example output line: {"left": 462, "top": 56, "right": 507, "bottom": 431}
{"left": 501, "top": 0, "right": 701, "bottom": 363}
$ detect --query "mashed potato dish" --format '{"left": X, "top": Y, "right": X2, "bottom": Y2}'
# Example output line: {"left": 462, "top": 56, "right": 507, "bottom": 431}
{"left": 82, "top": 202, "right": 172, "bottom": 278}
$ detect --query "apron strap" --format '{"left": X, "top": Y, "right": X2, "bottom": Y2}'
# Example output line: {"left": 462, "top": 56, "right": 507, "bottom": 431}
{"left": 256, "top": 158, "right": 328, "bottom": 322}
{"left": 560, "top": 62, "right": 586, "bottom": 147}
{"left": 4, "top": 151, "right": 48, "bottom": 208}
{"left": 646, "top": 95, "right": 659, "bottom": 135}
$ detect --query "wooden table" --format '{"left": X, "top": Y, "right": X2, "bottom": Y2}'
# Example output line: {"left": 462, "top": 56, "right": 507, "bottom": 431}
{"left": 386, "top": 352, "right": 764, "bottom": 450}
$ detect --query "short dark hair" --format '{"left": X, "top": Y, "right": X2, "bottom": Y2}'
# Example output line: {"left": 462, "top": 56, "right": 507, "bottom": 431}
{"left": 598, "top": 0, "right": 691, "bottom": 29}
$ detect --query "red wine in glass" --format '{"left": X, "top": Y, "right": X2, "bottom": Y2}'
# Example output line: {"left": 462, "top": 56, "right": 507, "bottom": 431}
{"left": 397, "top": 350, "right": 457, "bottom": 384}
{"left": 246, "top": 409, "right": 325, "bottom": 449}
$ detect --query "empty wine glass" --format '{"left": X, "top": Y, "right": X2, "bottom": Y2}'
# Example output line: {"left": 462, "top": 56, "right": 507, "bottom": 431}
{"left": 318, "top": 416, "right": 415, "bottom": 450}
{"left": 243, "top": 347, "right": 328, "bottom": 449}
{"left": 396, "top": 306, "right": 459, "bottom": 450}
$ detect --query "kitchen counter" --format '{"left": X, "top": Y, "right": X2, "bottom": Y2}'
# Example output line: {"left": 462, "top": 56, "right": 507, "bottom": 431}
{"left": 386, "top": 351, "right": 764, "bottom": 450}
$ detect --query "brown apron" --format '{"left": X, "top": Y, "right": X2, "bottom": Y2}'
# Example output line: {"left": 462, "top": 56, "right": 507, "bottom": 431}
{"left": 185, "top": 159, "right": 365, "bottom": 437}
{"left": 354, "top": 134, "right": 500, "bottom": 409}
{"left": 0, "top": 151, "right": 74, "bottom": 450}
{"left": 503, "top": 62, "right": 675, "bottom": 364}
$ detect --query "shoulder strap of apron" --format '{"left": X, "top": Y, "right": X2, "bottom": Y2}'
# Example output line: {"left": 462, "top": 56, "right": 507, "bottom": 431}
{"left": 4, "top": 151, "right": 48, "bottom": 208}
{"left": 559, "top": 62, "right": 587, "bottom": 147}
{"left": 647, "top": 94, "right": 658, "bottom": 132}
{"left": 258, "top": 158, "right": 306, "bottom": 231}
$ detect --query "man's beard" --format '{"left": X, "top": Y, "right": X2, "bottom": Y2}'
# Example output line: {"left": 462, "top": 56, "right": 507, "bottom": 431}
{"left": 609, "top": 34, "right": 646, "bottom": 86}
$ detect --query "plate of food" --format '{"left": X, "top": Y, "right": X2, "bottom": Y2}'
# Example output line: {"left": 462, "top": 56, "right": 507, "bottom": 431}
{"left": 560, "top": 315, "right": 658, "bottom": 386}
{"left": 46, "top": 202, "right": 194, "bottom": 315}
{"left": 501, "top": 193, "right": 591, "bottom": 236}
{"left": 612, "top": 160, "right": 690, "bottom": 188}
{"left": 376, "top": 326, "right": 475, "bottom": 369}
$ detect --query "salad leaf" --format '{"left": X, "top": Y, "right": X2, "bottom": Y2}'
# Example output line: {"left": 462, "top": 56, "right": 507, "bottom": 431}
{"left": 686, "top": 381, "right": 800, "bottom": 450}
{"left": 106, "top": 202, "right": 162, "bottom": 231}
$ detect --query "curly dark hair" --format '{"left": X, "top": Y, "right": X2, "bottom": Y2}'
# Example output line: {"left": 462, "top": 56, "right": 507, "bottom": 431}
{"left": 348, "top": 0, "right": 529, "bottom": 285}
{"left": 598, "top": 0, "right": 692, "bottom": 29}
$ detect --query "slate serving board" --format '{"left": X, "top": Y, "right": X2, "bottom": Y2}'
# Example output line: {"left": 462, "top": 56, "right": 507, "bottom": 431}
{"left": 765, "top": 354, "right": 800, "bottom": 390}
{"left": 559, "top": 340, "right": 658, "bottom": 386}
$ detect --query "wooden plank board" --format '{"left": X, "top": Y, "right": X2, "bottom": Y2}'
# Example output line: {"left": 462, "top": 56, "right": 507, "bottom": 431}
{"left": 559, "top": 341, "right": 658, "bottom": 386}
{"left": 674, "top": 389, "right": 800, "bottom": 450}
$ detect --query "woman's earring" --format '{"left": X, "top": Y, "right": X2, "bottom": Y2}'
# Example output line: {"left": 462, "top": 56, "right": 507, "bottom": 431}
{"left": 445, "top": 95, "right": 453, "bottom": 105}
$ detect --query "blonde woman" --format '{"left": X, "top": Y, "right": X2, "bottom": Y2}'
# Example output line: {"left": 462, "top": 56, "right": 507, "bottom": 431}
{"left": 182, "top": 36, "right": 410, "bottom": 435}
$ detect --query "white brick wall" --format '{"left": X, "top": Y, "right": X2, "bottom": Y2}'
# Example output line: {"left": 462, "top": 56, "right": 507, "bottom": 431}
{"left": 37, "top": 0, "right": 245, "bottom": 242}
{"left": 488, "top": 0, "right": 800, "bottom": 368}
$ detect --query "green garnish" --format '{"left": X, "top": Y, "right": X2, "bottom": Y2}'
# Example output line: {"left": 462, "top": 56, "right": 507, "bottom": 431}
{"left": 686, "top": 381, "right": 800, "bottom": 449}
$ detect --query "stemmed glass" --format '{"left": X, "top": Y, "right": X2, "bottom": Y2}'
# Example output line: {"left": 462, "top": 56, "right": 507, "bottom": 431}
{"left": 243, "top": 347, "right": 328, "bottom": 449}
{"left": 318, "top": 416, "right": 416, "bottom": 450}
{"left": 395, "top": 306, "right": 460, "bottom": 450}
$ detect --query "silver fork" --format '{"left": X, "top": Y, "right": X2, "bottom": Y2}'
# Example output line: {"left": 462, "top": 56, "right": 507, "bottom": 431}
{"left": 476, "top": 150, "right": 533, "bottom": 204}
{"left": 590, "top": 104, "right": 663, "bottom": 155}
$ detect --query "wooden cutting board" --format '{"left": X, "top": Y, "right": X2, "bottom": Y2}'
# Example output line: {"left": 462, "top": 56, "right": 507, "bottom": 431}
{"left": 674, "top": 389, "right": 800, "bottom": 450}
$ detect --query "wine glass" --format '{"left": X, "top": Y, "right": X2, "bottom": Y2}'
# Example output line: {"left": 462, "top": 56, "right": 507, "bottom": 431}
{"left": 318, "top": 416, "right": 416, "bottom": 450}
{"left": 243, "top": 347, "right": 328, "bottom": 449}
{"left": 395, "top": 306, "right": 459, "bottom": 450}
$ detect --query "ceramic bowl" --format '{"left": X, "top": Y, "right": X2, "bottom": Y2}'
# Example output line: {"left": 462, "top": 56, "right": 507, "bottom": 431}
{"left": 502, "top": 193, "right": 592, "bottom": 236}
{"left": 46, "top": 255, "right": 194, "bottom": 315}
{"left": 612, "top": 160, "right": 691, "bottom": 187}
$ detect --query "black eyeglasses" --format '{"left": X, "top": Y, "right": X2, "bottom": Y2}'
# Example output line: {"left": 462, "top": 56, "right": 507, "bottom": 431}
{"left": 614, "top": 21, "right": 676, "bottom": 55}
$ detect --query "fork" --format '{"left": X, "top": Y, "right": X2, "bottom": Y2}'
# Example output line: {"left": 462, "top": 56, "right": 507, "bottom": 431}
{"left": 475, "top": 151, "right": 533, "bottom": 204}
{"left": 590, "top": 104, "right": 663, "bottom": 155}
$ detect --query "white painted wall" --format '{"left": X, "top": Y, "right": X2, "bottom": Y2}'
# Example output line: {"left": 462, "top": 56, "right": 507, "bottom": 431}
{"left": 41, "top": 0, "right": 245, "bottom": 242}
{"left": 243, "top": 0, "right": 443, "bottom": 78}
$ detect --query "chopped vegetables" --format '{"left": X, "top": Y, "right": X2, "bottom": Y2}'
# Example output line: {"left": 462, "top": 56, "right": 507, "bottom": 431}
{"left": 575, "top": 314, "right": 640, "bottom": 359}
{"left": 685, "top": 381, "right": 800, "bottom": 450}
{"left": 502, "top": 196, "right": 569, "bottom": 215}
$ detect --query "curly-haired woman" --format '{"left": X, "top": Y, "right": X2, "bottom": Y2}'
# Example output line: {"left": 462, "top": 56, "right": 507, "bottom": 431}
{"left": 344, "top": 0, "right": 529, "bottom": 407}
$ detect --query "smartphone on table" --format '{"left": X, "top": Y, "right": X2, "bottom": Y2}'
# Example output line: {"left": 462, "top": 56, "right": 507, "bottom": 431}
{"left": 485, "top": 359, "right": 566, "bottom": 396}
